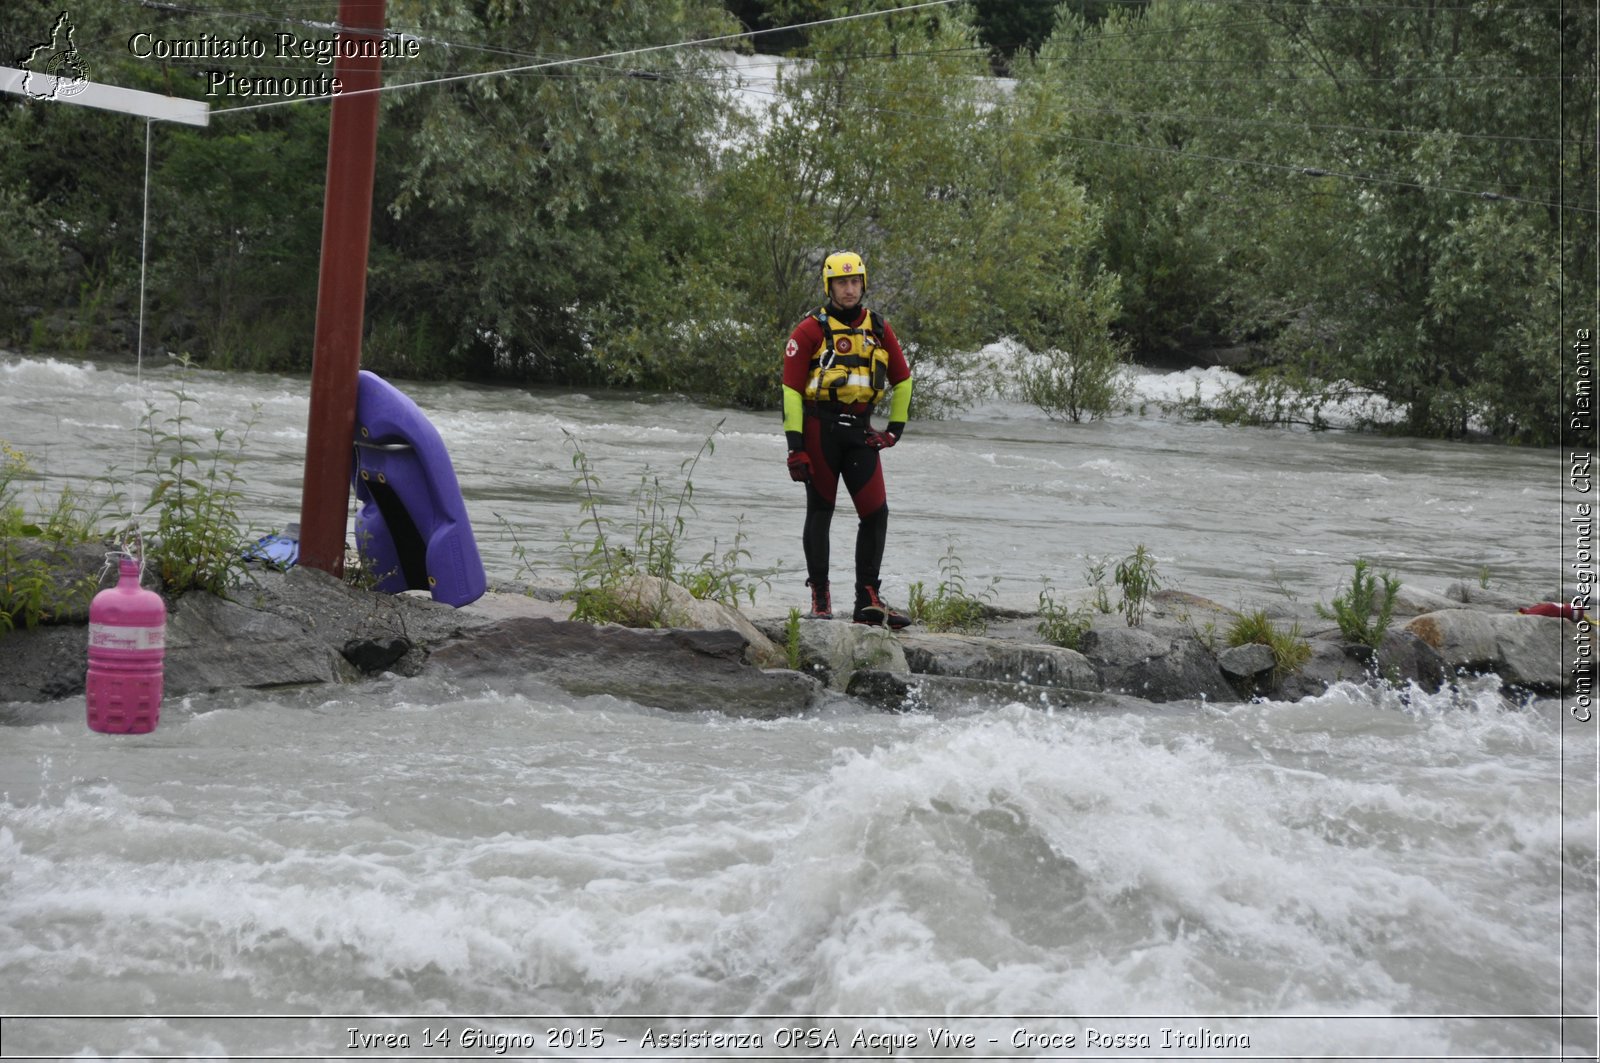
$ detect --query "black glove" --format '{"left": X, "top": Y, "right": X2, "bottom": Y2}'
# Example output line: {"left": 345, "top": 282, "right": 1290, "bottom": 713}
{"left": 786, "top": 450, "right": 812, "bottom": 482}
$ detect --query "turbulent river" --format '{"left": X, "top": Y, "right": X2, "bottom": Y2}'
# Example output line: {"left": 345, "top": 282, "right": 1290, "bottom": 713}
{"left": 0, "top": 352, "right": 1594, "bottom": 1058}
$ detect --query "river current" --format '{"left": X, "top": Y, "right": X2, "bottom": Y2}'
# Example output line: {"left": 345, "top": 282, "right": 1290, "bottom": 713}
{"left": 0, "top": 352, "right": 1594, "bottom": 1058}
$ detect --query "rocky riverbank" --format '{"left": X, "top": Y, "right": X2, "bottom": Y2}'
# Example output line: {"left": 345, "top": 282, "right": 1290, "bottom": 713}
{"left": 0, "top": 545, "right": 1585, "bottom": 715}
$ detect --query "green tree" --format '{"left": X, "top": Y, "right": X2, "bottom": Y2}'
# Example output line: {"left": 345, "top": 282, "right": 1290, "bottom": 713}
{"left": 1241, "top": 2, "right": 1572, "bottom": 440}
{"left": 148, "top": 113, "right": 328, "bottom": 370}
{"left": 3, "top": 0, "right": 739, "bottom": 382}
{"left": 1, "top": 1, "right": 331, "bottom": 364}
{"left": 969, "top": 0, "right": 1128, "bottom": 74}
{"left": 699, "top": 2, "right": 1122, "bottom": 413}
{"left": 370, "top": 0, "right": 738, "bottom": 383}
{"left": 1026, "top": 1, "right": 1257, "bottom": 360}
{"left": 1033, "top": 0, "right": 1582, "bottom": 443}
{"left": 0, "top": 0, "right": 152, "bottom": 350}
{"left": 997, "top": 61, "right": 1130, "bottom": 420}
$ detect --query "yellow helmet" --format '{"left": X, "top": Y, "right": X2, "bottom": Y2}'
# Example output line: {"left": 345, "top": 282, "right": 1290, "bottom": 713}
{"left": 822, "top": 250, "right": 866, "bottom": 296}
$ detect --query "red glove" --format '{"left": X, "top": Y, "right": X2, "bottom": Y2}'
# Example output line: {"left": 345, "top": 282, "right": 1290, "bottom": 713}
{"left": 864, "top": 426, "right": 900, "bottom": 450}
{"left": 786, "top": 451, "right": 811, "bottom": 482}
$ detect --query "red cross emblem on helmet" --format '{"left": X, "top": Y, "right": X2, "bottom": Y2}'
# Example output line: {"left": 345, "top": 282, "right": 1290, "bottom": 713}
{"left": 822, "top": 251, "right": 867, "bottom": 295}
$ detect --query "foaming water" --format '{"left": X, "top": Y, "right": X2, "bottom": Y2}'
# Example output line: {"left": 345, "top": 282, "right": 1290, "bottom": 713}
{"left": 1, "top": 679, "right": 1591, "bottom": 1056}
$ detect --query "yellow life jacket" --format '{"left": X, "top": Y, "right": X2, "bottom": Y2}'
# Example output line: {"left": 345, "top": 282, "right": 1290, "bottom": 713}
{"left": 803, "top": 307, "right": 889, "bottom": 405}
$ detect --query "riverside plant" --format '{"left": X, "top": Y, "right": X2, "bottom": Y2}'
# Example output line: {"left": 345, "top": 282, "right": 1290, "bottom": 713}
{"left": 785, "top": 607, "right": 802, "bottom": 670}
{"left": 1114, "top": 544, "right": 1160, "bottom": 627}
{"left": 0, "top": 440, "right": 115, "bottom": 634}
{"left": 1085, "top": 557, "right": 1113, "bottom": 614}
{"left": 1226, "top": 608, "right": 1313, "bottom": 681}
{"left": 139, "top": 359, "right": 259, "bottom": 596}
{"left": 1036, "top": 579, "right": 1093, "bottom": 651}
{"left": 343, "top": 528, "right": 400, "bottom": 593}
{"left": 1317, "top": 558, "right": 1402, "bottom": 650}
{"left": 1, "top": 359, "right": 265, "bottom": 639}
{"left": 561, "top": 422, "right": 768, "bottom": 626}
{"left": 907, "top": 540, "right": 997, "bottom": 635}
{"left": 494, "top": 512, "right": 539, "bottom": 587}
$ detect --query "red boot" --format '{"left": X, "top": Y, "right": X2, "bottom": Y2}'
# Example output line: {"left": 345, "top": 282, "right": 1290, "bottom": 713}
{"left": 804, "top": 579, "right": 832, "bottom": 620}
{"left": 853, "top": 585, "right": 910, "bottom": 629}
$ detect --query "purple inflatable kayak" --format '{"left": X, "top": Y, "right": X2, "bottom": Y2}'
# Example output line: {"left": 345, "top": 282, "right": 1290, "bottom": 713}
{"left": 351, "top": 371, "right": 486, "bottom": 607}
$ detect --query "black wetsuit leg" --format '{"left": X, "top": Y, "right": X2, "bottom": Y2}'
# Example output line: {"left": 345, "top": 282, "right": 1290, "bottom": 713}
{"left": 802, "top": 411, "right": 889, "bottom": 591}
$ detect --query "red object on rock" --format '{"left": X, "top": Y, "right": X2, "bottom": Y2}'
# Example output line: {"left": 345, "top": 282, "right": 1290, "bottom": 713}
{"left": 1517, "top": 602, "right": 1586, "bottom": 622}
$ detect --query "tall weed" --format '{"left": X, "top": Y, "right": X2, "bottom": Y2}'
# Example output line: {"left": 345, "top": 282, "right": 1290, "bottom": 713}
{"left": 560, "top": 422, "right": 768, "bottom": 625}
{"left": 907, "top": 540, "right": 996, "bottom": 634}
{"left": 0, "top": 441, "right": 108, "bottom": 633}
{"left": 1114, "top": 544, "right": 1160, "bottom": 627}
{"left": 1036, "top": 578, "right": 1093, "bottom": 650}
{"left": 1317, "top": 558, "right": 1401, "bottom": 649}
{"left": 140, "top": 357, "right": 258, "bottom": 595}
{"left": 1226, "top": 608, "right": 1313, "bottom": 681}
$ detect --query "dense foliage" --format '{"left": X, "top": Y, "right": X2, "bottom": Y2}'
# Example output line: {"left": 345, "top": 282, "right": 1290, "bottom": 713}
{"left": 1028, "top": 0, "right": 1592, "bottom": 442}
{"left": 1, "top": 0, "right": 1591, "bottom": 442}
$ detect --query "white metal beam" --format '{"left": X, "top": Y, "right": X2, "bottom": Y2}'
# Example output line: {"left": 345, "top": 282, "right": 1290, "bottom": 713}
{"left": 0, "top": 66, "right": 209, "bottom": 126}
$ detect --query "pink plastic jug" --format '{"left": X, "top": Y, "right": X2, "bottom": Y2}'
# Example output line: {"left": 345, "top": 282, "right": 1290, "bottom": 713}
{"left": 85, "top": 556, "right": 166, "bottom": 734}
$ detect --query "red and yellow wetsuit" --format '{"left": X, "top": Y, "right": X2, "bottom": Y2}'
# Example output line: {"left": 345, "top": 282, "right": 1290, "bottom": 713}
{"left": 781, "top": 302, "right": 913, "bottom": 604}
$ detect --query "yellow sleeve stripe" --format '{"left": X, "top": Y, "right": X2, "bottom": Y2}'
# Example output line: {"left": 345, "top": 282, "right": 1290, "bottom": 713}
{"left": 888, "top": 377, "right": 913, "bottom": 424}
{"left": 783, "top": 385, "right": 805, "bottom": 434}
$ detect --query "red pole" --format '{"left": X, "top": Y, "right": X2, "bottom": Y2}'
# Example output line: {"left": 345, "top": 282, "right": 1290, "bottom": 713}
{"left": 298, "top": 0, "right": 387, "bottom": 577}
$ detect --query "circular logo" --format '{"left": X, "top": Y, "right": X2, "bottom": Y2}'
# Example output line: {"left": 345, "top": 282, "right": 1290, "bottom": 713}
{"left": 46, "top": 52, "right": 89, "bottom": 97}
{"left": 784, "top": 338, "right": 799, "bottom": 359}
{"left": 836, "top": 337, "right": 853, "bottom": 354}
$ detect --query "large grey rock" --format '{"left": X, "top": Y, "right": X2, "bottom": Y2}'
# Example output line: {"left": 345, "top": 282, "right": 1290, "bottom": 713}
{"left": 1216, "top": 642, "right": 1278, "bottom": 701}
{"left": 0, "top": 564, "right": 495, "bottom": 704}
{"left": 1, "top": 563, "right": 420, "bottom": 703}
{"left": 1275, "top": 628, "right": 1447, "bottom": 701}
{"left": 235, "top": 565, "right": 490, "bottom": 656}
{"left": 896, "top": 631, "right": 1098, "bottom": 690}
{"left": 426, "top": 616, "right": 817, "bottom": 718}
{"left": 768, "top": 619, "right": 909, "bottom": 691}
{"left": 1217, "top": 642, "right": 1277, "bottom": 679}
{"left": 1148, "top": 589, "right": 1240, "bottom": 625}
{"left": 164, "top": 590, "right": 354, "bottom": 695}
{"left": 1394, "top": 584, "right": 1468, "bottom": 617}
{"left": 1404, "top": 609, "right": 1571, "bottom": 692}
{"left": 1442, "top": 581, "right": 1551, "bottom": 612}
{"left": 610, "top": 575, "right": 784, "bottom": 667}
{"left": 3, "top": 557, "right": 1566, "bottom": 711}
{"left": 228, "top": 564, "right": 502, "bottom": 680}
{"left": 0, "top": 624, "right": 87, "bottom": 703}
{"left": 1076, "top": 624, "right": 1237, "bottom": 703}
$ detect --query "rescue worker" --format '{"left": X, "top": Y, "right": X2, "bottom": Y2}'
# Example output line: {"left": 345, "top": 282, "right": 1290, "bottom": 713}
{"left": 781, "top": 250, "right": 913, "bottom": 627}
